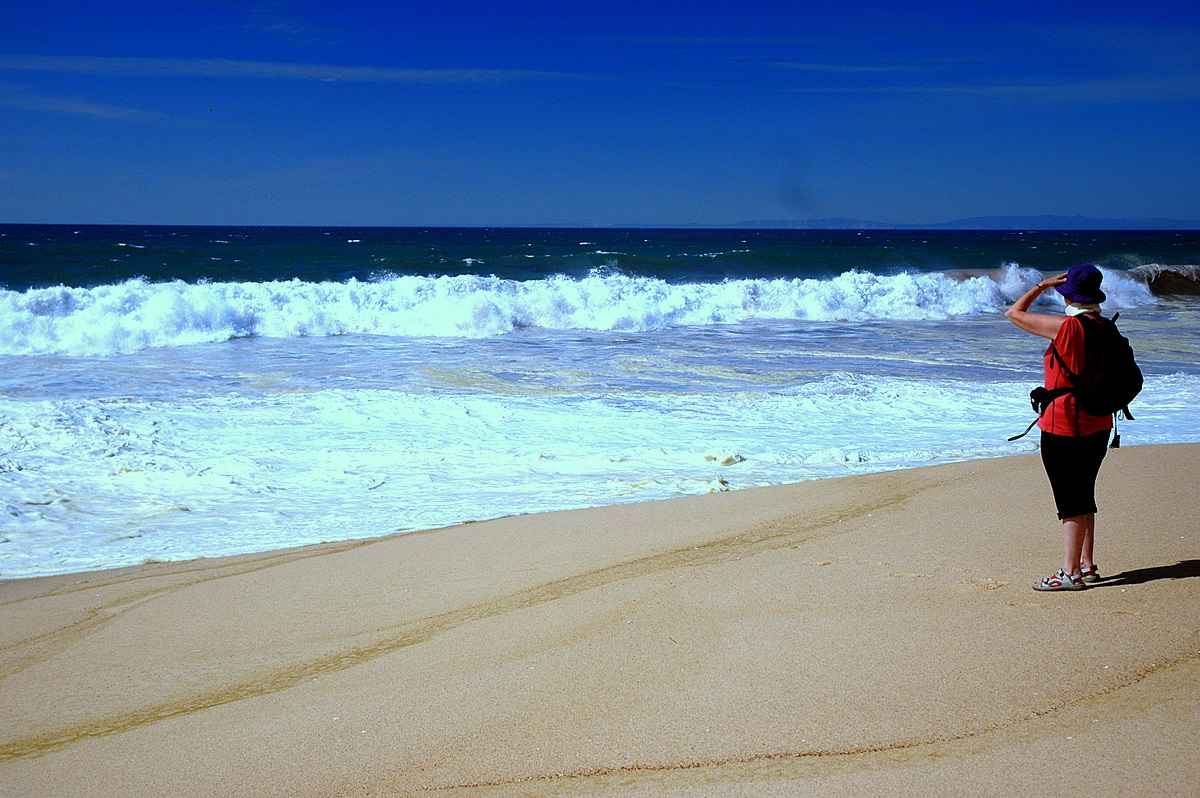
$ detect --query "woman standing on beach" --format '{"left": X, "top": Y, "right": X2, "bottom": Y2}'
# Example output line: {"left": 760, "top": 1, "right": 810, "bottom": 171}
{"left": 1006, "top": 263, "right": 1112, "bottom": 591}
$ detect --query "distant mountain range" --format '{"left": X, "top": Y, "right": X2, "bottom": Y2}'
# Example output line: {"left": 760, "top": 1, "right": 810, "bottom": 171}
{"left": 729, "top": 215, "right": 1200, "bottom": 230}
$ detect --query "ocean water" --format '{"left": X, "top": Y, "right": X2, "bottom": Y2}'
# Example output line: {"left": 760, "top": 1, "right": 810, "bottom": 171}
{"left": 2, "top": 225, "right": 1199, "bottom": 578}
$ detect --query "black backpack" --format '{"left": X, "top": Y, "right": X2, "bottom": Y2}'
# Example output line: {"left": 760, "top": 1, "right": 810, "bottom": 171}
{"left": 1010, "top": 313, "right": 1143, "bottom": 447}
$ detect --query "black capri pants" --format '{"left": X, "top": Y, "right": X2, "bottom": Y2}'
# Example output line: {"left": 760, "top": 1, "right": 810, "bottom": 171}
{"left": 1040, "top": 429, "right": 1110, "bottom": 520}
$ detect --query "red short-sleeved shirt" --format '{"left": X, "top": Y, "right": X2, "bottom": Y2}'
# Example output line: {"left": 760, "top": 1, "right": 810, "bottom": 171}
{"left": 1038, "top": 315, "right": 1115, "bottom": 437}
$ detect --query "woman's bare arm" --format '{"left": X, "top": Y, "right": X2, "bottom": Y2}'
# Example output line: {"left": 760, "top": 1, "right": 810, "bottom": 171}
{"left": 1005, "top": 274, "right": 1068, "bottom": 340}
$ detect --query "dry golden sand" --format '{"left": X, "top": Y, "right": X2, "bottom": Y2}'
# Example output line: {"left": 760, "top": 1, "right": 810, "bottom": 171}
{"left": 1, "top": 443, "right": 1197, "bottom": 797}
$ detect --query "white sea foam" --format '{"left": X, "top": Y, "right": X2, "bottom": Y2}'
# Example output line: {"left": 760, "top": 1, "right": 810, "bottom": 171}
{"left": 0, "top": 268, "right": 1157, "bottom": 357}
{"left": 4, "top": 365, "right": 1197, "bottom": 578}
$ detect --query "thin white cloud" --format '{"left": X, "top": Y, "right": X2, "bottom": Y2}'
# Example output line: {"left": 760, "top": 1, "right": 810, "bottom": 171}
{"left": 784, "top": 74, "right": 1200, "bottom": 102}
{"left": 0, "top": 54, "right": 590, "bottom": 84}
{"left": 772, "top": 62, "right": 925, "bottom": 74}
{"left": 587, "top": 35, "right": 803, "bottom": 46}
{"left": 0, "top": 82, "right": 170, "bottom": 121}
{"left": 241, "top": 4, "right": 343, "bottom": 48}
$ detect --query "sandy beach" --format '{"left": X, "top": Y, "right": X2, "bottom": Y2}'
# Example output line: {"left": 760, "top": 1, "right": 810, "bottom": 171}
{"left": 2, "top": 443, "right": 1197, "bottom": 797}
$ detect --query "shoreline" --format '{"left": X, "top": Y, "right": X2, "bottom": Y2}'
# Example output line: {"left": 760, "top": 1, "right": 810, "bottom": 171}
{"left": 2, "top": 443, "right": 1198, "bottom": 796}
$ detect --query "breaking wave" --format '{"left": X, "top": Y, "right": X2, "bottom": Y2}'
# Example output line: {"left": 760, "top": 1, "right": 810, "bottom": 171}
{"left": 0, "top": 266, "right": 1157, "bottom": 356}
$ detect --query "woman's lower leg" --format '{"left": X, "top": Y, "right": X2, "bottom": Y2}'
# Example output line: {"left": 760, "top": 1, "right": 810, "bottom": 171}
{"left": 1062, "top": 514, "right": 1090, "bottom": 575}
{"left": 1079, "top": 513, "right": 1096, "bottom": 571}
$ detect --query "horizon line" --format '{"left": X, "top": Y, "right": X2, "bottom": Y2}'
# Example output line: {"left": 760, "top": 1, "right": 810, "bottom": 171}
{"left": 3, "top": 215, "right": 1200, "bottom": 232}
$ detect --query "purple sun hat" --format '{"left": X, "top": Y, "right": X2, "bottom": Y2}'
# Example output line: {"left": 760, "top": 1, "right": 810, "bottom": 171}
{"left": 1056, "top": 263, "right": 1106, "bottom": 304}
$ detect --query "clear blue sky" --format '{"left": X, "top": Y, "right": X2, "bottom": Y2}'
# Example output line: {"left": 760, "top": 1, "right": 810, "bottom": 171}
{"left": 2, "top": 1, "right": 1198, "bottom": 226}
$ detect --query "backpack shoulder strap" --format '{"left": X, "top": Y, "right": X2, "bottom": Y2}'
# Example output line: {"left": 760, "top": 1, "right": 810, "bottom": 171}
{"left": 1048, "top": 339, "right": 1076, "bottom": 381}
{"left": 1050, "top": 313, "right": 1103, "bottom": 381}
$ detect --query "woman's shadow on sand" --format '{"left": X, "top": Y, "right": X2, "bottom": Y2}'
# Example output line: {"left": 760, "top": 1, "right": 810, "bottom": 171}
{"left": 1100, "top": 559, "right": 1200, "bottom": 586}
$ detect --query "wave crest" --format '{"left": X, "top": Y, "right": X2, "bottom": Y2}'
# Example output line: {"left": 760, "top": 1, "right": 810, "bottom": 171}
{"left": 0, "top": 268, "right": 1157, "bottom": 356}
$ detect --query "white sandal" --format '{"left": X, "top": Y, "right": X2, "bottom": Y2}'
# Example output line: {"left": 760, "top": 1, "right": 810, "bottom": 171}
{"left": 1033, "top": 569, "right": 1086, "bottom": 591}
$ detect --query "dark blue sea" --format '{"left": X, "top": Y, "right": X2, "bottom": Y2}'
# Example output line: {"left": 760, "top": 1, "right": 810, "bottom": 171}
{"left": 4, "top": 225, "right": 1199, "bottom": 292}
